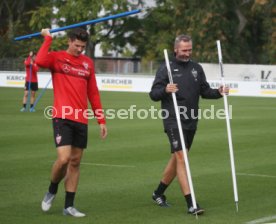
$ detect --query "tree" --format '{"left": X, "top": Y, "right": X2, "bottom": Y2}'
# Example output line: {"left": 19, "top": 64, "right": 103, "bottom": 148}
{"left": 28, "top": 0, "right": 144, "bottom": 58}
{"left": 133, "top": 0, "right": 275, "bottom": 64}
{"left": 0, "top": 0, "right": 46, "bottom": 57}
{"left": 0, "top": 0, "right": 274, "bottom": 64}
{"left": 132, "top": 0, "right": 239, "bottom": 62}
{"left": 243, "top": 0, "right": 276, "bottom": 64}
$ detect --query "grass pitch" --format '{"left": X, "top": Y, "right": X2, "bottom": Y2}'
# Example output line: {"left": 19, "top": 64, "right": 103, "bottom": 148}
{"left": 0, "top": 87, "right": 276, "bottom": 224}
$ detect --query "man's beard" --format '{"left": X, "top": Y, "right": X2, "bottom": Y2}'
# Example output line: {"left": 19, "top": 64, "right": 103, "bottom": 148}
{"left": 176, "top": 55, "right": 190, "bottom": 62}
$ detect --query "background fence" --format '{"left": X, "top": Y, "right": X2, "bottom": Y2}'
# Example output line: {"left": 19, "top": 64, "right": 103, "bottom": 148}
{"left": 0, "top": 57, "right": 160, "bottom": 75}
{"left": 1, "top": 57, "right": 275, "bottom": 82}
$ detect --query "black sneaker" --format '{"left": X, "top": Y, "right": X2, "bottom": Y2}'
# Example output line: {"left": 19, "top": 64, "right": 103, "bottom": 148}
{"left": 152, "top": 192, "right": 170, "bottom": 207}
{"left": 188, "top": 204, "right": 204, "bottom": 215}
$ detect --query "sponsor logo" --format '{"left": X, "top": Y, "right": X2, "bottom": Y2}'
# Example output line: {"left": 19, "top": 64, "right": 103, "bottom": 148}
{"left": 210, "top": 82, "right": 239, "bottom": 89}
{"left": 6, "top": 75, "right": 25, "bottom": 81}
{"left": 101, "top": 79, "right": 132, "bottom": 85}
{"left": 62, "top": 64, "right": 71, "bottom": 73}
{"left": 101, "top": 79, "right": 133, "bottom": 90}
{"left": 261, "top": 84, "right": 276, "bottom": 90}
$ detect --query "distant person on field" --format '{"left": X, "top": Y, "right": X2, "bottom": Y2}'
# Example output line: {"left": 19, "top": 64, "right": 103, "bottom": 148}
{"left": 20, "top": 51, "right": 39, "bottom": 112}
{"left": 36, "top": 28, "right": 107, "bottom": 218}
{"left": 149, "top": 34, "right": 229, "bottom": 215}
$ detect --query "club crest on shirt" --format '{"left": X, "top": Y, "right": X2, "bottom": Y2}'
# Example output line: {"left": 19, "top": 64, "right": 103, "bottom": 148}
{"left": 172, "top": 140, "right": 179, "bottom": 149}
{"left": 62, "top": 64, "right": 71, "bottom": 73}
{"left": 56, "top": 134, "right": 62, "bottom": 145}
{"left": 191, "top": 68, "right": 198, "bottom": 81}
{"left": 83, "top": 62, "right": 89, "bottom": 70}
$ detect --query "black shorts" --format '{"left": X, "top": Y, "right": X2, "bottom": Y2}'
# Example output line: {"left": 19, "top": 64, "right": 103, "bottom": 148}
{"left": 52, "top": 118, "right": 88, "bottom": 149}
{"left": 166, "top": 128, "right": 196, "bottom": 153}
{"left": 25, "top": 82, "right": 38, "bottom": 91}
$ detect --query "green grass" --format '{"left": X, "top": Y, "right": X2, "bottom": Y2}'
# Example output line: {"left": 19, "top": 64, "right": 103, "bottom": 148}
{"left": 0, "top": 87, "right": 276, "bottom": 224}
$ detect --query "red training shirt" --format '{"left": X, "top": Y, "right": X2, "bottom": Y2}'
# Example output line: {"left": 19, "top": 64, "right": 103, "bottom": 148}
{"left": 24, "top": 56, "right": 39, "bottom": 83}
{"left": 36, "top": 36, "right": 105, "bottom": 125}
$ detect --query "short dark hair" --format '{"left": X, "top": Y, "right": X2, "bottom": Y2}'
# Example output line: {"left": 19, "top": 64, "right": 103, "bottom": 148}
{"left": 174, "top": 34, "right": 192, "bottom": 48}
{"left": 68, "top": 28, "right": 89, "bottom": 42}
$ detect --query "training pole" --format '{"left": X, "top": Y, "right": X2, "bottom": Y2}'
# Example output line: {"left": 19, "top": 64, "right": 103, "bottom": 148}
{"left": 14, "top": 9, "right": 141, "bottom": 41}
{"left": 164, "top": 49, "right": 198, "bottom": 217}
{"left": 216, "top": 40, "right": 239, "bottom": 212}
{"left": 26, "top": 64, "right": 33, "bottom": 111}
{"left": 32, "top": 77, "right": 52, "bottom": 109}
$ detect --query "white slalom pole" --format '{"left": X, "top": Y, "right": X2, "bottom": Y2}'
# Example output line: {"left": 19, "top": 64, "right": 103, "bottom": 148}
{"left": 163, "top": 49, "right": 198, "bottom": 215}
{"left": 216, "top": 40, "right": 239, "bottom": 212}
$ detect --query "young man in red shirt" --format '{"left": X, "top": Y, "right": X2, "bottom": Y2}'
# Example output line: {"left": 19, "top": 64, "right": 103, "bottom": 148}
{"left": 36, "top": 28, "right": 107, "bottom": 217}
{"left": 20, "top": 51, "right": 39, "bottom": 112}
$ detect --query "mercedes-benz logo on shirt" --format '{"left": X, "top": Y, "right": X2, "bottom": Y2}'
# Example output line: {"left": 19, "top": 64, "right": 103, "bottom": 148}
{"left": 62, "top": 64, "right": 71, "bottom": 73}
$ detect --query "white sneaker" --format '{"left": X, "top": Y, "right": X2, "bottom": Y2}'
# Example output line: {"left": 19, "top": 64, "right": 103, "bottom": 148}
{"left": 63, "top": 207, "right": 86, "bottom": 217}
{"left": 41, "top": 192, "right": 56, "bottom": 212}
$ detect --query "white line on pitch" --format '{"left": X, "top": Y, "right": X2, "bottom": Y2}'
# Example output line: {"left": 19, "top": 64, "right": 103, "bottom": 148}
{"left": 245, "top": 215, "right": 276, "bottom": 224}
{"left": 81, "top": 162, "right": 136, "bottom": 168}
{"left": 237, "top": 173, "right": 276, "bottom": 178}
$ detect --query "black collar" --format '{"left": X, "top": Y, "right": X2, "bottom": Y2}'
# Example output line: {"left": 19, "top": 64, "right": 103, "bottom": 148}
{"left": 171, "top": 57, "right": 190, "bottom": 66}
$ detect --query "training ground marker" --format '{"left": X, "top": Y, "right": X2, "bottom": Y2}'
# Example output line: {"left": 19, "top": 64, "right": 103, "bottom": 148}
{"left": 217, "top": 40, "right": 238, "bottom": 212}
{"left": 81, "top": 162, "right": 135, "bottom": 168}
{"left": 245, "top": 215, "right": 276, "bottom": 224}
{"left": 237, "top": 173, "right": 276, "bottom": 179}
